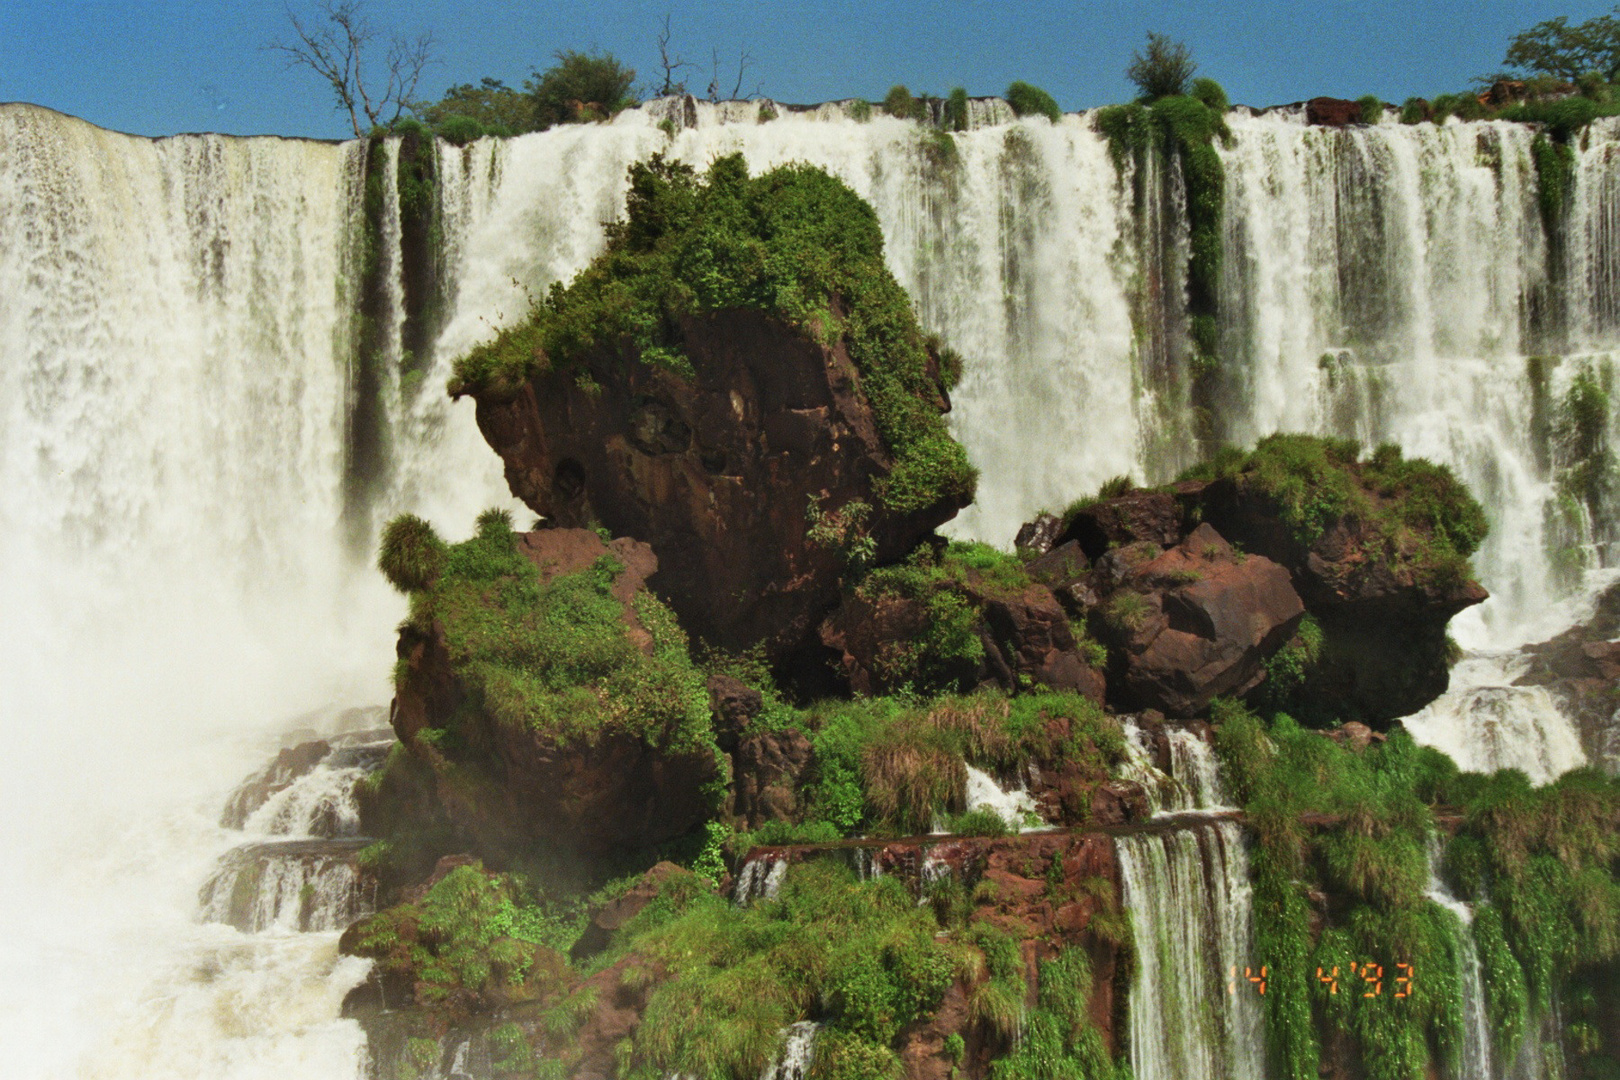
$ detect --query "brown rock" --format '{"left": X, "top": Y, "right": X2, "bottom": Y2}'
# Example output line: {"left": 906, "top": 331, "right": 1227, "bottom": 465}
{"left": 733, "top": 727, "right": 813, "bottom": 829}
{"left": 1306, "top": 97, "right": 1362, "bottom": 126}
{"left": 1105, "top": 524, "right": 1305, "bottom": 717}
{"left": 570, "top": 862, "right": 687, "bottom": 960}
{"left": 464, "top": 307, "right": 968, "bottom": 663}
{"left": 707, "top": 673, "right": 763, "bottom": 751}
{"left": 1058, "top": 490, "right": 1185, "bottom": 562}
{"left": 1015, "top": 511, "right": 1064, "bottom": 555}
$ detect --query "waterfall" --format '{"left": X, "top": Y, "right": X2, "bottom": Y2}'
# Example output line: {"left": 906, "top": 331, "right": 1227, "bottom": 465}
{"left": 9, "top": 94, "right": 1620, "bottom": 1075}
{"left": 759, "top": 1022, "right": 818, "bottom": 1080}
{"left": 1115, "top": 820, "right": 1265, "bottom": 1079}
{"left": 1119, "top": 719, "right": 1233, "bottom": 813}
{"left": 1426, "top": 839, "right": 1496, "bottom": 1080}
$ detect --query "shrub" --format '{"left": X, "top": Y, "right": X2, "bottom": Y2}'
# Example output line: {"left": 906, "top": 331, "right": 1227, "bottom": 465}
{"left": 1357, "top": 94, "right": 1384, "bottom": 123}
{"left": 757, "top": 102, "right": 778, "bottom": 123}
{"left": 1400, "top": 97, "right": 1428, "bottom": 124}
{"left": 848, "top": 99, "right": 873, "bottom": 122}
{"left": 434, "top": 114, "right": 487, "bottom": 145}
{"left": 945, "top": 86, "right": 969, "bottom": 131}
{"left": 530, "top": 50, "right": 637, "bottom": 129}
{"left": 883, "top": 84, "right": 920, "bottom": 119}
{"left": 378, "top": 514, "right": 445, "bottom": 593}
{"left": 1127, "top": 31, "right": 1197, "bottom": 100}
{"left": 451, "top": 154, "right": 975, "bottom": 516}
{"left": 1005, "top": 80, "right": 1061, "bottom": 122}
{"left": 1192, "top": 76, "right": 1230, "bottom": 112}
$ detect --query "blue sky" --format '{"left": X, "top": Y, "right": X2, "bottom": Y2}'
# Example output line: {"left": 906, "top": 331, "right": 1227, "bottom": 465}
{"left": 1, "top": 1, "right": 1612, "bottom": 139}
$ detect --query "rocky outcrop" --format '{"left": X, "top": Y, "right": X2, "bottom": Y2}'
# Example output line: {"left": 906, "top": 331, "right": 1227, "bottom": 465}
{"left": 389, "top": 528, "right": 722, "bottom": 860}
{"left": 1094, "top": 523, "right": 1305, "bottom": 717}
{"left": 1025, "top": 449, "right": 1489, "bottom": 723}
{"left": 463, "top": 308, "right": 968, "bottom": 663}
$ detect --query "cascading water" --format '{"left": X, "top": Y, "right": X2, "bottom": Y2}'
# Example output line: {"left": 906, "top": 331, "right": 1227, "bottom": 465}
{"left": 1115, "top": 820, "right": 1265, "bottom": 1080}
{"left": 9, "top": 93, "right": 1620, "bottom": 1076}
{"left": 1426, "top": 839, "right": 1496, "bottom": 1080}
{"left": 1119, "top": 718, "right": 1233, "bottom": 814}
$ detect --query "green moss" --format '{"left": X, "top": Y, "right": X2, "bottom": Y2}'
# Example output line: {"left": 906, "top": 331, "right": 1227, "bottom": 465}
{"left": 450, "top": 155, "right": 974, "bottom": 515}
{"left": 1005, "top": 81, "right": 1061, "bottom": 123}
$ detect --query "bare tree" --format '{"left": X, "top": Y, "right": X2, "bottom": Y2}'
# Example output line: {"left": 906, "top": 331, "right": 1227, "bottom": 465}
{"left": 655, "top": 14, "right": 696, "bottom": 96}
{"left": 730, "top": 47, "right": 759, "bottom": 100}
{"left": 271, "top": 0, "right": 436, "bottom": 137}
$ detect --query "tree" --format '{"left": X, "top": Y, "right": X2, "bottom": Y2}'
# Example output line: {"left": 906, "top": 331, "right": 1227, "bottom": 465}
{"left": 271, "top": 0, "right": 436, "bottom": 137}
{"left": 528, "top": 50, "right": 637, "bottom": 129}
{"left": 1504, "top": 9, "right": 1620, "bottom": 82}
{"left": 420, "top": 77, "right": 536, "bottom": 134}
{"left": 1126, "top": 31, "right": 1196, "bottom": 101}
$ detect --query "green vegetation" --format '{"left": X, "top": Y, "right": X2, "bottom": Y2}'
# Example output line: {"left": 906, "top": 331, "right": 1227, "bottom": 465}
{"left": 450, "top": 154, "right": 975, "bottom": 515}
{"left": 419, "top": 76, "right": 534, "bottom": 138}
{"left": 1356, "top": 94, "right": 1384, "bottom": 123}
{"left": 1399, "top": 97, "right": 1428, "bottom": 124}
{"left": 1005, "top": 81, "right": 1061, "bottom": 123}
{"left": 1178, "top": 434, "right": 1487, "bottom": 587}
{"left": 389, "top": 510, "right": 714, "bottom": 756}
{"left": 604, "top": 861, "right": 956, "bottom": 1079}
{"left": 378, "top": 513, "right": 445, "bottom": 592}
{"left": 1127, "top": 31, "right": 1197, "bottom": 101}
{"left": 800, "top": 691, "right": 1124, "bottom": 837}
{"left": 883, "top": 84, "right": 922, "bottom": 120}
{"left": 848, "top": 98, "right": 873, "bottom": 122}
{"left": 530, "top": 49, "right": 637, "bottom": 128}
{"left": 945, "top": 86, "right": 970, "bottom": 131}
{"left": 1254, "top": 613, "right": 1324, "bottom": 711}
{"left": 1504, "top": 9, "right": 1620, "bottom": 82}
{"left": 1191, "top": 76, "right": 1230, "bottom": 113}
{"left": 988, "top": 946, "right": 1130, "bottom": 1080}
{"left": 347, "top": 863, "right": 569, "bottom": 1010}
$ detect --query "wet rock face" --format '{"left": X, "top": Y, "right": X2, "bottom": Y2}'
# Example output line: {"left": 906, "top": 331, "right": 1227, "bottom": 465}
{"left": 468, "top": 308, "right": 968, "bottom": 663}
{"left": 1305, "top": 96, "right": 1362, "bottom": 126}
{"left": 1100, "top": 523, "right": 1305, "bottom": 718}
{"left": 1517, "top": 581, "right": 1620, "bottom": 773}
{"left": 390, "top": 529, "right": 722, "bottom": 859}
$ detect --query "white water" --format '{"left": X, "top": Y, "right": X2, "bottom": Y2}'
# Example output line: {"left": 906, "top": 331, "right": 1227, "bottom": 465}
{"left": 1115, "top": 820, "right": 1264, "bottom": 1080}
{"left": 1426, "top": 839, "right": 1495, "bottom": 1080}
{"left": 960, "top": 763, "right": 1043, "bottom": 830}
{"left": 1119, "top": 719, "right": 1233, "bottom": 813}
{"left": 7, "top": 96, "right": 1620, "bottom": 1075}
{"left": 758, "top": 1021, "right": 818, "bottom": 1080}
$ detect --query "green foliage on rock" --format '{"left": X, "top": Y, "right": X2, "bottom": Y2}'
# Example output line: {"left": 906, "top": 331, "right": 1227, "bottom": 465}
{"left": 883, "top": 84, "right": 922, "bottom": 120}
{"left": 601, "top": 861, "right": 959, "bottom": 1079}
{"left": 801, "top": 690, "right": 1123, "bottom": 837}
{"left": 988, "top": 946, "right": 1128, "bottom": 1079}
{"left": 1356, "top": 94, "right": 1384, "bottom": 123}
{"left": 348, "top": 863, "right": 568, "bottom": 1007}
{"left": 450, "top": 154, "right": 975, "bottom": 515}
{"left": 1191, "top": 76, "right": 1230, "bottom": 112}
{"left": 379, "top": 514, "right": 446, "bottom": 593}
{"left": 1180, "top": 434, "right": 1488, "bottom": 587}
{"left": 1005, "top": 80, "right": 1061, "bottom": 123}
{"left": 945, "top": 86, "right": 970, "bottom": 131}
{"left": 394, "top": 511, "right": 712, "bottom": 754}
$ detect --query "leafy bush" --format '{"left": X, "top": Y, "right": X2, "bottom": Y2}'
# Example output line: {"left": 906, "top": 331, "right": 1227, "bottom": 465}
{"left": 883, "top": 84, "right": 920, "bottom": 119}
{"left": 1356, "top": 94, "right": 1384, "bottom": 123}
{"left": 945, "top": 87, "right": 969, "bottom": 130}
{"left": 1399, "top": 97, "right": 1428, "bottom": 124}
{"left": 848, "top": 99, "right": 873, "bottom": 122}
{"left": 450, "top": 154, "right": 975, "bottom": 516}
{"left": 433, "top": 113, "right": 488, "bottom": 145}
{"left": 1191, "top": 76, "right": 1230, "bottom": 112}
{"left": 1127, "top": 31, "right": 1197, "bottom": 100}
{"left": 420, "top": 76, "right": 537, "bottom": 134}
{"left": 1005, "top": 81, "right": 1061, "bottom": 122}
{"left": 530, "top": 49, "right": 636, "bottom": 129}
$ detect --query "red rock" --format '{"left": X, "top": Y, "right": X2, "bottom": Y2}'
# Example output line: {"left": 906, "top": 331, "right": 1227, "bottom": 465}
{"left": 1058, "top": 490, "right": 1186, "bottom": 562}
{"left": 464, "top": 308, "right": 968, "bottom": 664}
{"left": 1306, "top": 97, "right": 1362, "bottom": 126}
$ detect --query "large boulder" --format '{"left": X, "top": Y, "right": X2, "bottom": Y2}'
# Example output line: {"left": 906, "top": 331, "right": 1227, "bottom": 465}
{"left": 390, "top": 527, "right": 723, "bottom": 860}
{"left": 1096, "top": 523, "right": 1305, "bottom": 717}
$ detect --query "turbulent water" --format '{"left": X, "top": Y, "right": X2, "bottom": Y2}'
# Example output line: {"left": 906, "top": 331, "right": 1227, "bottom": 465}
{"left": 5, "top": 96, "right": 1620, "bottom": 1076}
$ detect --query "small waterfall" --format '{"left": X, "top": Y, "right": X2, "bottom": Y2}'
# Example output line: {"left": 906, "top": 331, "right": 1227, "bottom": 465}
{"left": 759, "top": 1021, "right": 819, "bottom": 1080}
{"left": 1118, "top": 719, "right": 1232, "bottom": 814}
{"left": 960, "top": 764, "right": 1044, "bottom": 830}
{"left": 1404, "top": 652, "right": 1588, "bottom": 784}
{"left": 199, "top": 839, "right": 374, "bottom": 933}
{"left": 1426, "top": 840, "right": 1496, "bottom": 1080}
{"left": 1115, "top": 820, "right": 1264, "bottom": 1080}
{"left": 733, "top": 853, "right": 789, "bottom": 905}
